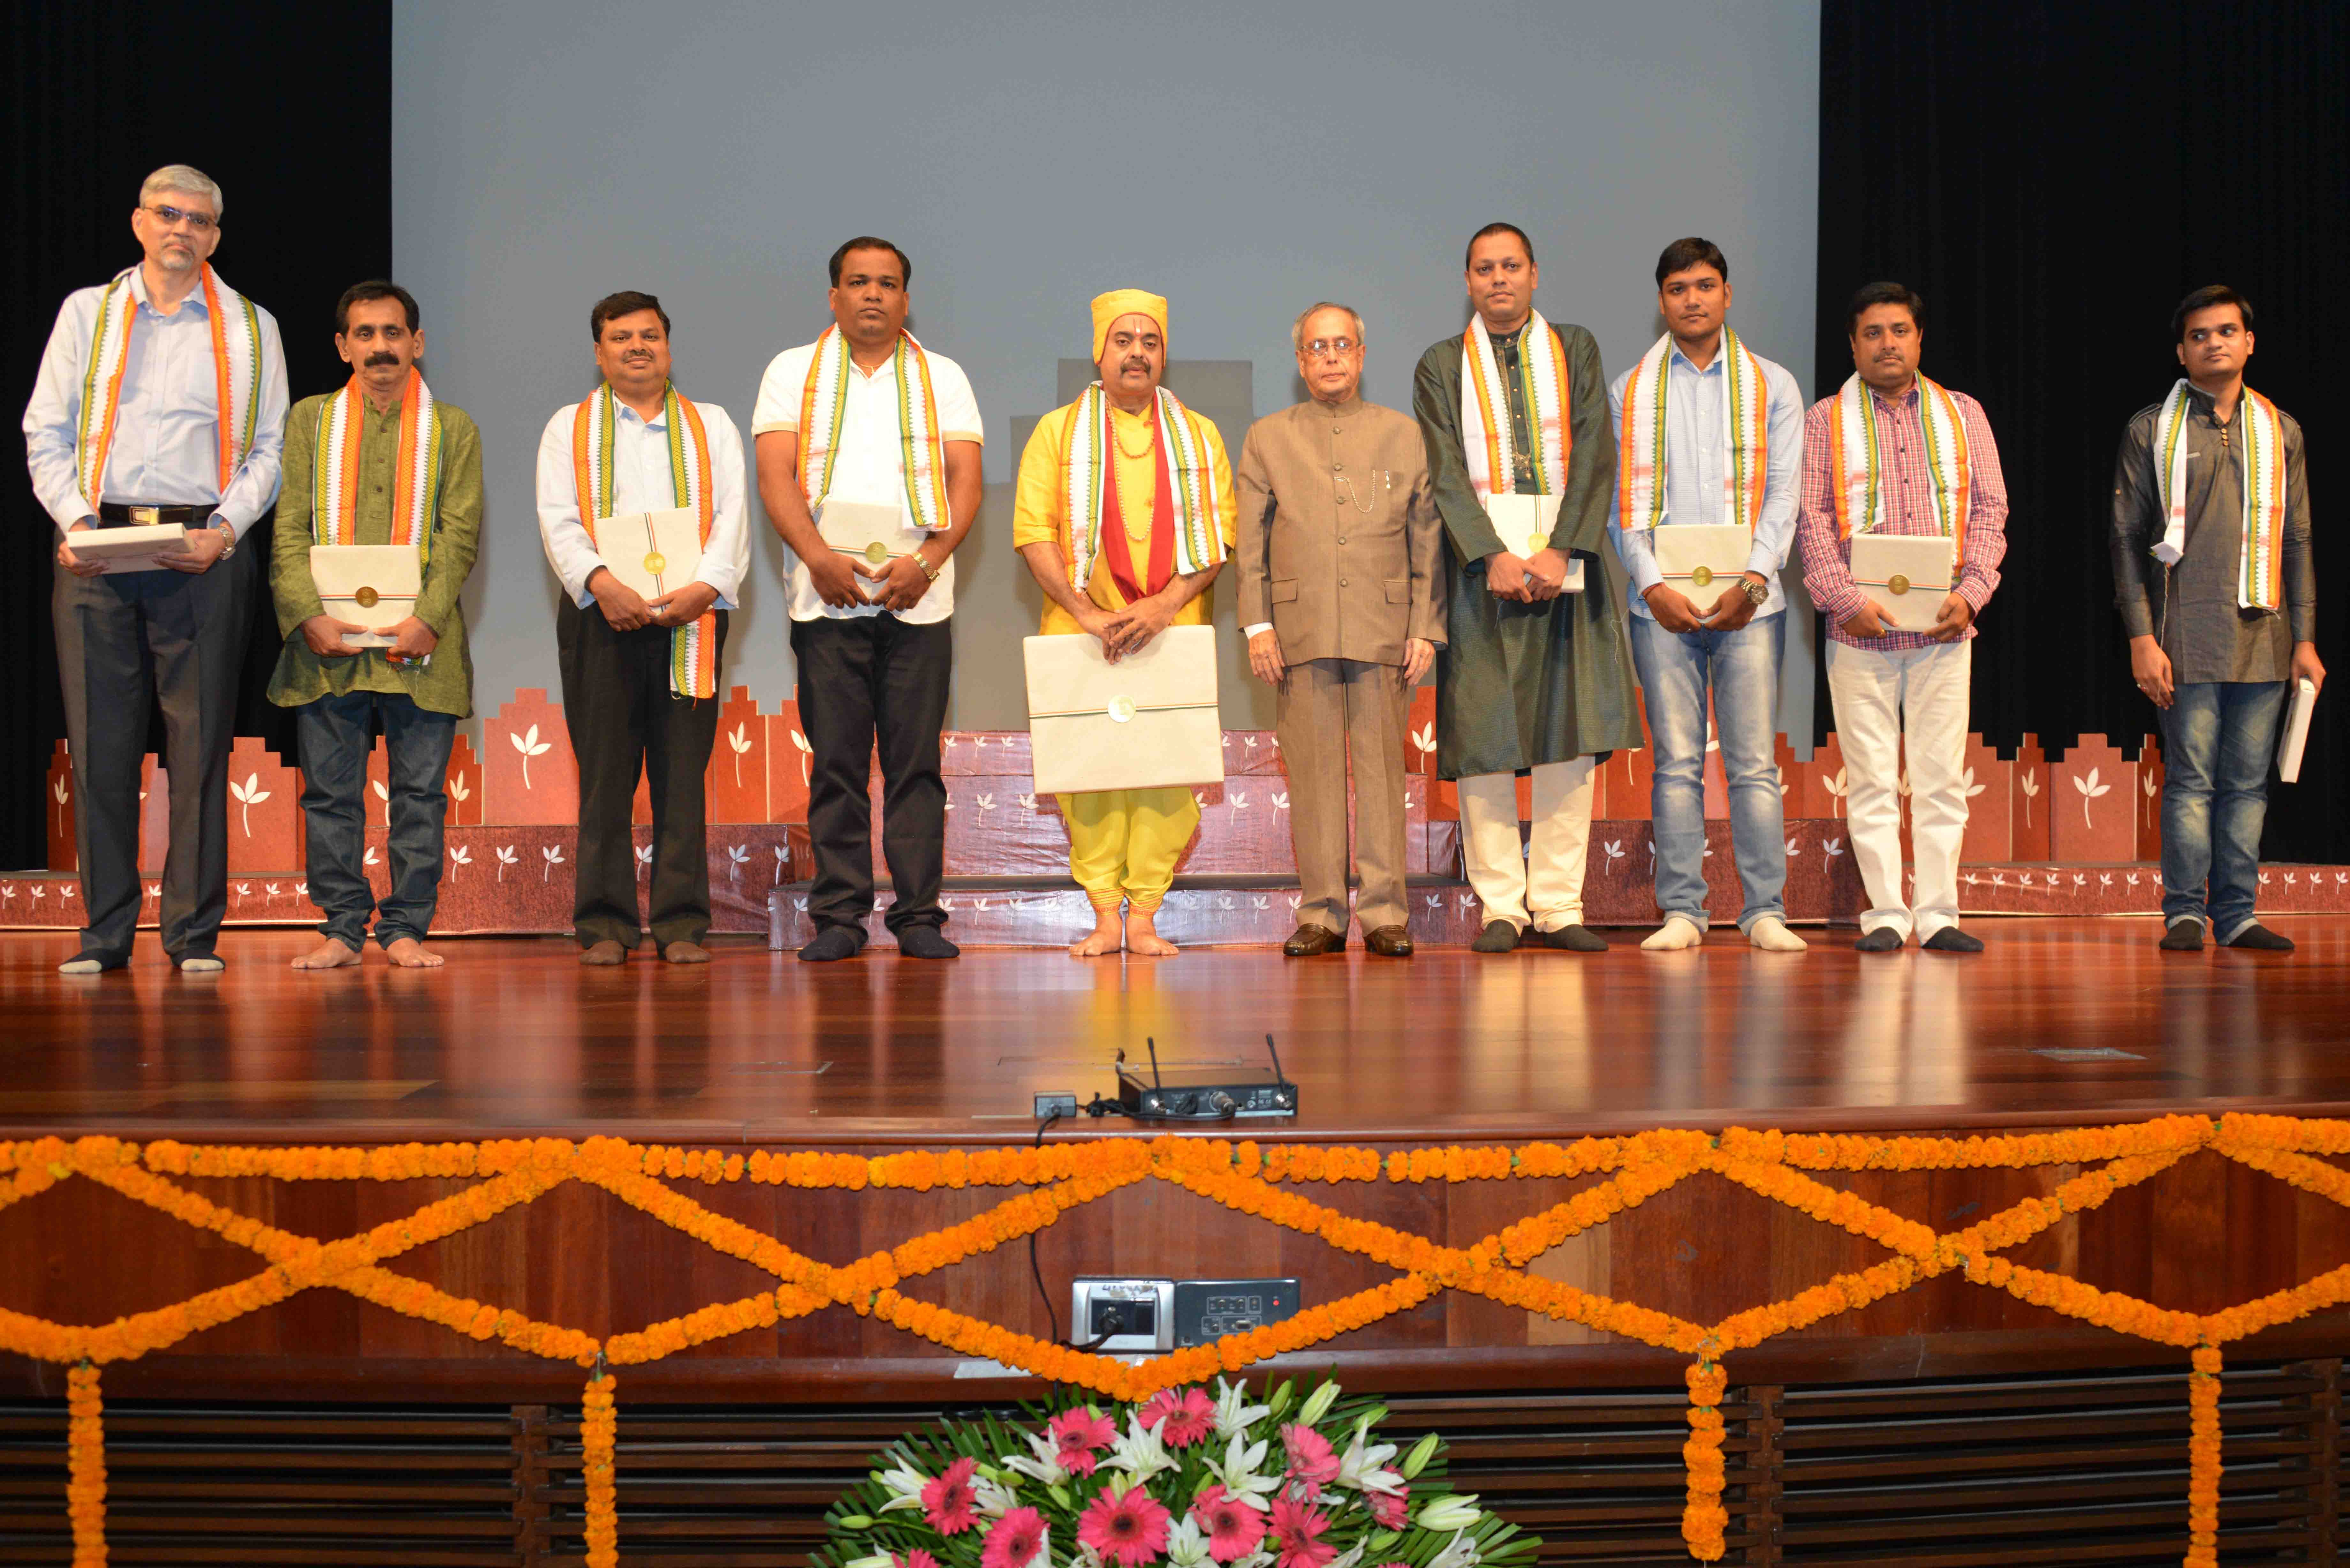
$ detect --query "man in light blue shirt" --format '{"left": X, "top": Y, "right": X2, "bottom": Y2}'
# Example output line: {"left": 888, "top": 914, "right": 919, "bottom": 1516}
{"left": 1606, "top": 238, "right": 1806, "bottom": 953}
{"left": 23, "top": 164, "right": 288, "bottom": 974}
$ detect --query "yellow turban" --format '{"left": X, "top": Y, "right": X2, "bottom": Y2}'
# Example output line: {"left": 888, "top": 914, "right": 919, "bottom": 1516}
{"left": 1090, "top": 288, "right": 1168, "bottom": 363}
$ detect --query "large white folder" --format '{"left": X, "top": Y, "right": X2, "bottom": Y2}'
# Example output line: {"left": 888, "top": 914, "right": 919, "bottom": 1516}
{"left": 73, "top": 523, "right": 189, "bottom": 575}
{"left": 2277, "top": 677, "right": 2317, "bottom": 783}
{"left": 1651, "top": 523, "right": 1754, "bottom": 599}
{"left": 1484, "top": 494, "right": 1584, "bottom": 592}
{"left": 816, "top": 498, "right": 911, "bottom": 568}
{"left": 310, "top": 545, "right": 421, "bottom": 648}
{"left": 593, "top": 507, "right": 705, "bottom": 601}
{"left": 1848, "top": 534, "right": 1956, "bottom": 633}
{"left": 1024, "top": 623, "right": 1223, "bottom": 795}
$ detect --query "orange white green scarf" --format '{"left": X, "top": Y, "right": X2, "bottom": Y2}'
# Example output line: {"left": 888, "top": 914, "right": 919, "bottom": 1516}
{"left": 2152, "top": 378, "right": 2286, "bottom": 611}
{"left": 1460, "top": 309, "right": 1571, "bottom": 500}
{"left": 1616, "top": 328, "right": 1769, "bottom": 532}
{"left": 1058, "top": 383, "right": 1225, "bottom": 591}
{"left": 312, "top": 368, "right": 441, "bottom": 565}
{"left": 1829, "top": 372, "right": 1970, "bottom": 559}
{"left": 74, "top": 263, "right": 263, "bottom": 509}
{"left": 795, "top": 325, "right": 952, "bottom": 533}
{"left": 571, "top": 382, "right": 717, "bottom": 698}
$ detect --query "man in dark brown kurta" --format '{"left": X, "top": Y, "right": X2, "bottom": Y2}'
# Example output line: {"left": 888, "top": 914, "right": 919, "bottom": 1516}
{"left": 1236, "top": 302, "right": 1444, "bottom": 958}
{"left": 1413, "top": 223, "right": 1640, "bottom": 953}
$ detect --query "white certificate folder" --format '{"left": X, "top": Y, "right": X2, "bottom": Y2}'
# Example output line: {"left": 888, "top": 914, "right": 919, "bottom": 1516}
{"left": 593, "top": 507, "right": 705, "bottom": 600}
{"left": 75, "top": 522, "right": 188, "bottom": 575}
{"left": 1848, "top": 534, "right": 1956, "bottom": 633}
{"left": 1483, "top": 494, "right": 1584, "bottom": 592}
{"left": 2277, "top": 677, "right": 2316, "bottom": 783}
{"left": 1024, "top": 624, "right": 1223, "bottom": 795}
{"left": 310, "top": 545, "right": 421, "bottom": 648}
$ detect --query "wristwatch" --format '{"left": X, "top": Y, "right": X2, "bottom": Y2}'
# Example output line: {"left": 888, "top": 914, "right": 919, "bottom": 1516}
{"left": 212, "top": 520, "right": 237, "bottom": 560}
{"left": 1741, "top": 576, "right": 1769, "bottom": 606}
{"left": 914, "top": 550, "right": 942, "bottom": 584}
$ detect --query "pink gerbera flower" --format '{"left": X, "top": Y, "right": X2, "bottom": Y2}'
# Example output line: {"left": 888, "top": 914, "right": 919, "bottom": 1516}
{"left": 1139, "top": 1387, "right": 1217, "bottom": 1449}
{"left": 1269, "top": 1495, "right": 1334, "bottom": 1568}
{"left": 1191, "top": 1484, "right": 1270, "bottom": 1564}
{"left": 921, "top": 1456, "right": 979, "bottom": 1536}
{"left": 1051, "top": 1407, "right": 1119, "bottom": 1477}
{"left": 1280, "top": 1423, "right": 1340, "bottom": 1486}
{"left": 1365, "top": 1472, "right": 1410, "bottom": 1530}
{"left": 900, "top": 1553, "right": 942, "bottom": 1568}
{"left": 981, "top": 1507, "right": 1049, "bottom": 1568}
{"left": 1078, "top": 1485, "right": 1172, "bottom": 1568}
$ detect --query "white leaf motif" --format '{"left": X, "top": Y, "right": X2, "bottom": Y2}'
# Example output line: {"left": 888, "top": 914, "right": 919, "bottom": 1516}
{"left": 511, "top": 723, "right": 552, "bottom": 788}
{"left": 542, "top": 844, "right": 565, "bottom": 881}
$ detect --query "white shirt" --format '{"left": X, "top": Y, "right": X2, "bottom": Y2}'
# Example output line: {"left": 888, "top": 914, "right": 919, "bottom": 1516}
{"left": 751, "top": 340, "right": 982, "bottom": 624}
{"left": 535, "top": 391, "right": 750, "bottom": 609}
{"left": 23, "top": 265, "right": 289, "bottom": 537}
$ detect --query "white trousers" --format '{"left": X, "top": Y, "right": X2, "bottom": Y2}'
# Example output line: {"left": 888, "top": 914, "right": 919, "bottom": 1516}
{"left": 1825, "top": 638, "right": 1972, "bottom": 941}
{"left": 1458, "top": 757, "right": 1597, "bottom": 931}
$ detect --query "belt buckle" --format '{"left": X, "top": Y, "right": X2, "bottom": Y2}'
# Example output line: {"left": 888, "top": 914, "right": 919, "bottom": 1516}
{"left": 127, "top": 505, "right": 162, "bottom": 525}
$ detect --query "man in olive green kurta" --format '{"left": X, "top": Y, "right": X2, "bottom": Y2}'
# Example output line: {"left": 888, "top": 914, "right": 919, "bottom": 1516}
{"left": 1413, "top": 223, "right": 1639, "bottom": 954}
{"left": 268, "top": 282, "right": 482, "bottom": 969}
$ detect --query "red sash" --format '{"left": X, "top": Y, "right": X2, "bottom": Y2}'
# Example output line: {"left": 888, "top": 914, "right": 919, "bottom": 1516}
{"left": 1100, "top": 435, "right": 1175, "bottom": 602}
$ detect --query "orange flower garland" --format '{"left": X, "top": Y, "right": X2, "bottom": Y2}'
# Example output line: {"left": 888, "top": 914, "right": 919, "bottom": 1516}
{"left": 66, "top": 1362, "right": 104, "bottom": 1567}
{"left": 582, "top": 1370, "right": 618, "bottom": 1568}
{"left": 0, "top": 1114, "right": 2342, "bottom": 1564}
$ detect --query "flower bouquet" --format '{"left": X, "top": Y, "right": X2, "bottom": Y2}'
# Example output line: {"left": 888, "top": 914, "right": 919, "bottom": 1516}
{"left": 818, "top": 1376, "right": 1537, "bottom": 1568}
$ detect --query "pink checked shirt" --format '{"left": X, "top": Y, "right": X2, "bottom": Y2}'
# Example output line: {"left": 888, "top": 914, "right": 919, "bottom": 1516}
{"left": 1795, "top": 382, "right": 2009, "bottom": 651}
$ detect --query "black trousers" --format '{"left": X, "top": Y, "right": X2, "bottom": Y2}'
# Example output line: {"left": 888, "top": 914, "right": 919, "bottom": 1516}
{"left": 789, "top": 614, "right": 952, "bottom": 935}
{"left": 52, "top": 550, "right": 254, "bottom": 959}
{"left": 557, "top": 598, "right": 725, "bottom": 949}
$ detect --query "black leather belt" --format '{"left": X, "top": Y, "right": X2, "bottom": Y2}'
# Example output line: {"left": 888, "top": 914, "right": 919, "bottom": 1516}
{"left": 98, "top": 502, "right": 206, "bottom": 525}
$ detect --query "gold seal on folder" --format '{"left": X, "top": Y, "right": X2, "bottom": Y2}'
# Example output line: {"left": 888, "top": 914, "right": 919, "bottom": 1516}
{"left": 1887, "top": 574, "right": 1910, "bottom": 595}
{"left": 1107, "top": 695, "right": 1137, "bottom": 723}
{"left": 354, "top": 586, "right": 380, "bottom": 609}
{"left": 864, "top": 541, "right": 891, "bottom": 565}
{"left": 644, "top": 552, "right": 667, "bottom": 576}
{"left": 1690, "top": 566, "right": 1714, "bottom": 588}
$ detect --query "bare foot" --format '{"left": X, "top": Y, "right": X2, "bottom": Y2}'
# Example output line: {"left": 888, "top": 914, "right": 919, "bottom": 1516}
{"left": 1069, "top": 907, "right": 1124, "bottom": 958}
{"left": 291, "top": 938, "right": 362, "bottom": 971}
{"left": 383, "top": 937, "right": 445, "bottom": 969}
{"left": 1125, "top": 908, "right": 1178, "bottom": 957}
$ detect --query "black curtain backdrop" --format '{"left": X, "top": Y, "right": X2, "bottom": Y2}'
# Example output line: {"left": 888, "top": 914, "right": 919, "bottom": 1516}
{"left": 2, "top": 0, "right": 392, "bottom": 871}
{"left": 1816, "top": 0, "right": 2349, "bottom": 862}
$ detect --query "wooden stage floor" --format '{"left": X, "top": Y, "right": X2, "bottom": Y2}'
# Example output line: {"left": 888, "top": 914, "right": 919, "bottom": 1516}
{"left": 5, "top": 915, "right": 2348, "bottom": 1143}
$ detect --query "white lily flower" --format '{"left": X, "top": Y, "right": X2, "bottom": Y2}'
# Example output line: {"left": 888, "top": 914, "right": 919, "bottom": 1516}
{"left": 1205, "top": 1431, "right": 1282, "bottom": 1511}
{"left": 1417, "top": 1496, "right": 1483, "bottom": 1533}
{"left": 974, "top": 1472, "right": 1020, "bottom": 1518}
{"left": 846, "top": 1553, "right": 897, "bottom": 1568}
{"left": 1226, "top": 1553, "right": 1275, "bottom": 1568}
{"left": 1213, "top": 1377, "right": 1273, "bottom": 1441}
{"left": 1424, "top": 1530, "right": 1481, "bottom": 1568}
{"left": 1296, "top": 1380, "right": 1342, "bottom": 1429}
{"left": 1003, "top": 1427, "right": 1072, "bottom": 1487}
{"left": 1165, "top": 1514, "right": 1213, "bottom": 1568}
{"left": 1323, "top": 1545, "right": 1367, "bottom": 1568}
{"left": 1104, "top": 1410, "right": 1177, "bottom": 1485}
{"left": 1330, "top": 1415, "right": 1400, "bottom": 1493}
{"left": 874, "top": 1457, "right": 930, "bottom": 1512}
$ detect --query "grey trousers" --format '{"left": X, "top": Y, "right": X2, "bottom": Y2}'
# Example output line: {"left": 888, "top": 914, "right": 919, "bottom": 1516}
{"left": 1275, "top": 656, "right": 1413, "bottom": 933}
{"left": 52, "top": 551, "right": 254, "bottom": 958}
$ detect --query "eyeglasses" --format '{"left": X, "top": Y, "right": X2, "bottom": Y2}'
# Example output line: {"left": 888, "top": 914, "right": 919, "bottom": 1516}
{"left": 1302, "top": 337, "right": 1360, "bottom": 359}
{"left": 142, "top": 204, "right": 217, "bottom": 232}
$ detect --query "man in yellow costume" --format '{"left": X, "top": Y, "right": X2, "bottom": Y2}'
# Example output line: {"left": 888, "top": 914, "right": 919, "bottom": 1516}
{"left": 1014, "top": 290, "right": 1236, "bottom": 957}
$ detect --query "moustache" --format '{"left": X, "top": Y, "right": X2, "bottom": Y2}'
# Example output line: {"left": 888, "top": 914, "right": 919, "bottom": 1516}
{"left": 364, "top": 353, "right": 399, "bottom": 367}
{"left": 1119, "top": 360, "right": 1150, "bottom": 373}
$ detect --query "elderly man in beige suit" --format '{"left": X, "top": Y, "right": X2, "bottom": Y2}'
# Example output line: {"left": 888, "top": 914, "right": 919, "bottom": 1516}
{"left": 1236, "top": 302, "right": 1444, "bottom": 957}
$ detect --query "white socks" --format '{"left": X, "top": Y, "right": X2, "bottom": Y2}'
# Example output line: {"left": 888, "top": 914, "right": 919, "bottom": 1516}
{"left": 1640, "top": 915, "right": 1705, "bottom": 951}
{"left": 1747, "top": 915, "right": 1809, "bottom": 952}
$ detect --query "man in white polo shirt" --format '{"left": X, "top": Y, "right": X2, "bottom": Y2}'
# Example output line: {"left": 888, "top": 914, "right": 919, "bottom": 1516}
{"left": 752, "top": 237, "right": 983, "bottom": 961}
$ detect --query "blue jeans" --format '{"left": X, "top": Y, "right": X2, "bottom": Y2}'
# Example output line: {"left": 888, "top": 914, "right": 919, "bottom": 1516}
{"left": 1629, "top": 613, "right": 1787, "bottom": 930}
{"left": 2159, "top": 681, "right": 2285, "bottom": 940}
{"left": 296, "top": 690, "right": 457, "bottom": 949}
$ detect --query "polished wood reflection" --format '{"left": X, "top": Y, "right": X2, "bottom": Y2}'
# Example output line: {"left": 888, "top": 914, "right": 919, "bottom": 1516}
{"left": 4, "top": 918, "right": 2348, "bottom": 1142}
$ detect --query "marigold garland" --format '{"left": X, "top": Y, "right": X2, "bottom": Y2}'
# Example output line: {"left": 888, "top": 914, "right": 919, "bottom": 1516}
{"left": 582, "top": 1370, "right": 618, "bottom": 1568}
{"left": 0, "top": 1115, "right": 2343, "bottom": 1565}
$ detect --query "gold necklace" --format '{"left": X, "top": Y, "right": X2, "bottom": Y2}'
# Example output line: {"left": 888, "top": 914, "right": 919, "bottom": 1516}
{"left": 1111, "top": 409, "right": 1157, "bottom": 461}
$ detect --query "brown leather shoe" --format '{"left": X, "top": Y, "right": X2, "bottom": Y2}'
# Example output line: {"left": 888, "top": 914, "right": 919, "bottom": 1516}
{"left": 580, "top": 939, "right": 627, "bottom": 966}
{"left": 1362, "top": 924, "right": 1414, "bottom": 957}
{"left": 1282, "top": 923, "right": 1346, "bottom": 956}
{"left": 662, "top": 940, "right": 713, "bottom": 964}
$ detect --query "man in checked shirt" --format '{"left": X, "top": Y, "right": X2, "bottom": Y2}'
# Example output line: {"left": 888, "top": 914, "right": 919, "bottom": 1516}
{"left": 1795, "top": 282, "right": 2009, "bottom": 953}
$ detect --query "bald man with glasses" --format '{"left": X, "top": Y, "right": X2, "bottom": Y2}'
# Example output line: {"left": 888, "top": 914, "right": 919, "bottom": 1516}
{"left": 1235, "top": 303, "right": 1442, "bottom": 957}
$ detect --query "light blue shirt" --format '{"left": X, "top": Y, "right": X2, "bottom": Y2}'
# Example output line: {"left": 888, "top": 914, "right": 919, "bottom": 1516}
{"left": 23, "top": 265, "right": 288, "bottom": 537}
{"left": 1605, "top": 338, "right": 1804, "bottom": 621}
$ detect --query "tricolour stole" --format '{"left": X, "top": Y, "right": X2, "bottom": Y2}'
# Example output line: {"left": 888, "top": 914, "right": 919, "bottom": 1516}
{"left": 2151, "top": 379, "right": 2286, "bottom": 610}
{"left": 1615, "top": 328, "right": 1769, "bottom": 531}
{"left": 1828, "top": 372, "right": 1971, "bottom": 557}
{"left": 1057, "top": 383, "right": 1225, "bottom": 592}
{"left": 1460, "top": 308, "right": 1571, "bottom": 500}
{"left": 313, "top": 368, "right": 442, "bottom": 562}
{"left": 572, "top": 382, "right": 717, "bottom": 698}
{"left": 794, "top": 325, "right": 952, "bottom": 532}
{"left": 75, "top": 262, "right": 263, "bottom": 509}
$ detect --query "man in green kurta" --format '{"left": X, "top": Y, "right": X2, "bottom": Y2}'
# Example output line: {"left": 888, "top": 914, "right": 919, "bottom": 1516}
{"left": 268, "top": 280, "right": 482, "bottom": 969}
{"left": 1413, "top": 223, "right": 1639, "bottom": 954}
